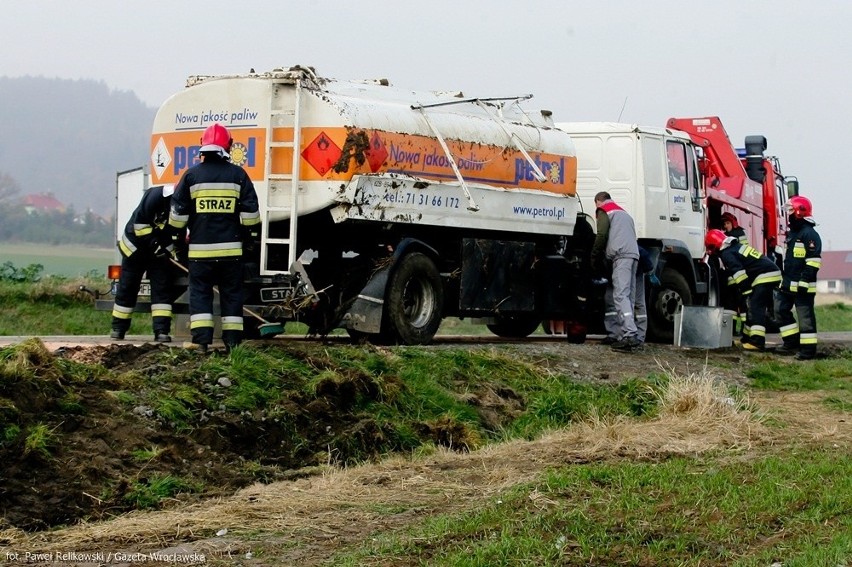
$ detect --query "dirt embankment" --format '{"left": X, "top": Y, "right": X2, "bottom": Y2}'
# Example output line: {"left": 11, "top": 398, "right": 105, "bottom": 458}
{"left": 2, "top": 338, "right": 538, "bottom": 532}
{"left": 0, "top": 336, "right": 849, "bottom": 563}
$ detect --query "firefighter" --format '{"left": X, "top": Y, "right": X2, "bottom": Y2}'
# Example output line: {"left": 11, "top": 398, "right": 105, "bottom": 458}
{"left": 167, "top": 123, "right": 260, "bottom": 351}
{"left": 110, "top": 185, "right": 181, "bottom": 342}
{"left": 591, "top": 191, "right": 641, "bottom": 352}
{"left": 705, "top": 229, "right": 782, "bottom": 351}
{"left": 775, "top": 196, "right": 822, "bottom": 360}
{"left": 719, "top": 212, "right": 749, "bottom": 335}
{"left": 720, "top": 212, "right": 749, "bottom": 245}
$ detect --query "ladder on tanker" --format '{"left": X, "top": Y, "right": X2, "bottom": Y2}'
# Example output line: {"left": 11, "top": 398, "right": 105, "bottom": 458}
{"left": 259, "top": 75, "right": 304, "bottom": 277}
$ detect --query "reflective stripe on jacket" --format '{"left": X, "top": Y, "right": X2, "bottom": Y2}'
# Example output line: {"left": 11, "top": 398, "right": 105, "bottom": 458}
{"left": 719, "top": 241, "right": 782, "bottom": 291}
{"left": 169, "top": 156, "right": 260, "bottom": 261}
{"left": 782, "top": 220, "right": 822, "bottom": 293}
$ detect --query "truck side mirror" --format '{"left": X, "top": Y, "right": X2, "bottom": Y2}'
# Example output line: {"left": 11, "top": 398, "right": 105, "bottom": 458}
{"left": 786, "top": 177, "right": 799, "bottom": 197}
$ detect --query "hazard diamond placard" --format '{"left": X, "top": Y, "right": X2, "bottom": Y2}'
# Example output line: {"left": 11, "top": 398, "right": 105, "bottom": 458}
{"left": 365, "top": 131, "right": 388, "bottom": 173}
{"left": 301, "top": 132, "right": 342, "bottom": 176}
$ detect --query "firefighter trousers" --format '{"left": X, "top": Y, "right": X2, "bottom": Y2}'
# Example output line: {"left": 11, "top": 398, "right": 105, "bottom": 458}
{"left": 775, "top": 289, "right": 817, "bottom": 357}
{"left": 188, "top": 259, "right": 244, "bottom": 347}
{"left": 112, "top": 251, "right": 174, "bottom": 336}
{"left": 743, "top": 282, "right": 774, "bottom": 349}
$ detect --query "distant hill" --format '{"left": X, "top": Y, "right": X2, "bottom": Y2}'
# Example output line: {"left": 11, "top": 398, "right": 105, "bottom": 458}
{"left": 0, "top": 76, "right": 155, "bottom": 217}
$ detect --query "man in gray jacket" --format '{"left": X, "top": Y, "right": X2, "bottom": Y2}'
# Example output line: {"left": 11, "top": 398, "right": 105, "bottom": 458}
{"left": 591, "top": 192, "right": 641, "bottom": 352}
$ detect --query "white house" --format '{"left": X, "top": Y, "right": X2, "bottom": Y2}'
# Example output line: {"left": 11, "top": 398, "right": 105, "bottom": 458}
{"left": 816, "top": 251, "right": 852, "bottom": 295}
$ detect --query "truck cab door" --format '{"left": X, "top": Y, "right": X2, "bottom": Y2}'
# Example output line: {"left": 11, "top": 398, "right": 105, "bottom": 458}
{"left": 664, "top": 140, "right": 704, "bottom": 258}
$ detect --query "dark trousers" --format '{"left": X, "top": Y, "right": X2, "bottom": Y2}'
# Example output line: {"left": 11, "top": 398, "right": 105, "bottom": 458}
{"left": 112, "top": 251, "right": 174, "bottom": 335}
{"left": 744, "top": 283, "right": 774, "bottom": 348}
{"left": 188, "top": 259, "right": 244, "bottom": 347}
{"left": 723, "top": 284, "right": 749, "bottom": 336}
{"left": 775, "top": 289, "right": 818, "bottom": 357}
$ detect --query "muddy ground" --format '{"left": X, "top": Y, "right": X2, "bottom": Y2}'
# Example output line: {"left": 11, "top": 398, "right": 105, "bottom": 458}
{"left": 0, "top": 336, "right": 847, "bottom": 539}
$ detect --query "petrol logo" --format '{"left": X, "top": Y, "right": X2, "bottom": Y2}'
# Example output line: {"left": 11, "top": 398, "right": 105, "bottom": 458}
{"left": 171, "top": 137, "right": 257, "bottom": 176}
{"left": 229, "top": 141, "right": 251, "bottom": 167}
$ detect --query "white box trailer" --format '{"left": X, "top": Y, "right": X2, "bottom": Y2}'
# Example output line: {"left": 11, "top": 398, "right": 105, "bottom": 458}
{"left": 114, "top": 167, "right": 148, "bottom": 263}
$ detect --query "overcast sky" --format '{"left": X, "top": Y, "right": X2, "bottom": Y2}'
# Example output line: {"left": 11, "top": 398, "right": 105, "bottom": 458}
{"left": 3, "top": 0, "right": 851, "bottom": 249}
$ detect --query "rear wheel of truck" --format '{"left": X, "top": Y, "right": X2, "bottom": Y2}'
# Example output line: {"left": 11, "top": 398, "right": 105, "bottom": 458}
{"left": 487, "top": 315, "right": 542, "bottom": 338}
{"left": 648, "top": 268, "right": 692, "bottom": 343}
{"left": 384, "top": 252, "right": 443, "bottom": 345}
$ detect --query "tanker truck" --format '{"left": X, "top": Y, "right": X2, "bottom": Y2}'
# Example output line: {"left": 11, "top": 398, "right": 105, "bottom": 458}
{"left": 134, "top": 65, "right": 592, "bottom": 344}
{"left": 105, "top": 67, "right": 793, "bottom": 344}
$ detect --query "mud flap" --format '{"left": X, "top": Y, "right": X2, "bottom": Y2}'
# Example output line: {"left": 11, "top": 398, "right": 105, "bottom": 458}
{"left": 341, "top": 266, "right": 391, "bottom": 334}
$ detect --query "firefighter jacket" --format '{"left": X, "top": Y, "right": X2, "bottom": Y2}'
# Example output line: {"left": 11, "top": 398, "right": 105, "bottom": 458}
{"left": 168, "top": 155, "right": 261, "bottom": 261}
{"left": 119, "top": 185, "right": 172, "bottom": 258}
{"left": 724, "top": 226, "right": 749, "bottom": 246}
{"left": 782, "top": 218, "right": 822, "bottom": 293}
{"left": 718, "top": 238, "right": 782, "bottom": 296}
{"left": 591, "top": 200, "right": 639, "bottom": 276}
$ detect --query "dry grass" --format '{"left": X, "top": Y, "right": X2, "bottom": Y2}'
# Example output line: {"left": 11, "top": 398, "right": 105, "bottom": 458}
{"left": 1, "top": 364, "right": 778, "bottom": 554}
{"left": 562, "top": 361, "right": 768, "bottom": 458}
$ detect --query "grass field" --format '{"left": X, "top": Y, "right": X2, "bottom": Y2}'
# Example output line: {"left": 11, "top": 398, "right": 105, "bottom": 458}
{"left": 0, "top": 242, "right": 116, "bottom": 278}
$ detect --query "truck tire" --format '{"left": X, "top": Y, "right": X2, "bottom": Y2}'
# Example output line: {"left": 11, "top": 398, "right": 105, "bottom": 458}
{"left": 383, "top": 252, "right": 443, "bottom": 345}
{"left": 648, "top": 268, "right": 692, "bottom": 343}
{"left": 487, "top": 315, "right": 541, "bottom": 338}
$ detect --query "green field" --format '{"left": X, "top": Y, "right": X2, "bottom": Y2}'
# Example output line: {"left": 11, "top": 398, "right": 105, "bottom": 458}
{"left": 0, "top": 242, "right": 116, "bottom": 278}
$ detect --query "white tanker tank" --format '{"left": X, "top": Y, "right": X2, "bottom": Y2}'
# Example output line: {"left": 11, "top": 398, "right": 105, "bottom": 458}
{"left": 148, "top": 66, "right": 589, "bottom": 344}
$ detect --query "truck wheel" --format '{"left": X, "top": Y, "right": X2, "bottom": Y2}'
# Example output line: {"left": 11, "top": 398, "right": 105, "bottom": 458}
{"left": 486, "top": 315, "right": 542, "bottom": 338}
{"left": 384, "top": 252, "right": 443, "bottom": 345}
{"left": 648, "top": 268, "right": 692, "bottom": 343}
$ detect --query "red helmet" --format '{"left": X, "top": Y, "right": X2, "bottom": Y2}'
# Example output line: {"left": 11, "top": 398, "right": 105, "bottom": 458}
{"left": 199, "top": 123, "right": 233, "bottom": 154}
{"left": 705, "top": 229, "right": 727, "bottom": 252}
{"left": 787, "top": 195, "right": 812, "bottom": 219}
{"left": 720, "top": 212, "right": 738, "bottom": 228}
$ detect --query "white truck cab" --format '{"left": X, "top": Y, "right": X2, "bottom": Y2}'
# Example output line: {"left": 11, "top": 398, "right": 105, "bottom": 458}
{"left": 556, "top": 122, "right": 709, "bottom": 341}
{"left": 556, "top": 122, "right": 705, "bottom": 258}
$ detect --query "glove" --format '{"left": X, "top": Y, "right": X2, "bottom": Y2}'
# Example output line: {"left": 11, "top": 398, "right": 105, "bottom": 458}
{"left": 242, "top": 227, "right": 259, "bottom": 254}
{"left": 648, "top": 274, "right": 661, "bottom": 286}
{"left": 797, "top": 281, "right": 811, "bottom": 294}
{"left": 153, "top": 243, "right": 176, "bottom": 259}
{"left": 591, "top": 277, "right": 609, "bottom": 286}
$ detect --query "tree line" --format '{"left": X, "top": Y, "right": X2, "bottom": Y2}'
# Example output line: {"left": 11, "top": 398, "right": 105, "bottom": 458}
{"left": 0, "top": 202, "right": 114, "bottom": 247}
{"left": 0, "top": 76, "right": 155, "bottom": 224}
